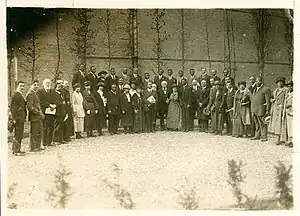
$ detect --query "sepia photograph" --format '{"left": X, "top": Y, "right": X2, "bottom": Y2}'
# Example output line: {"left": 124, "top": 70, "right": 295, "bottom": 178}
{"left": 5, "top": 8, "right": 293, "bottom": 210}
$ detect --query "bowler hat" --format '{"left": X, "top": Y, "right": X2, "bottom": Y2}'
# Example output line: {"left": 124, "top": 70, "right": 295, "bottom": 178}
{"left": 263, "top": 115, "right": 271, "bottom": 124}
{"left": 84, "top": 81, "right": 91, "bottom": 86}
{"left": 275, "top": 77, "right": 286, "bottom": 84}
{"left": 203, "top": 107, "right": 211, "bottom": 116}
{"left": 98, "top": 71, "right": 107, "bottom": 76}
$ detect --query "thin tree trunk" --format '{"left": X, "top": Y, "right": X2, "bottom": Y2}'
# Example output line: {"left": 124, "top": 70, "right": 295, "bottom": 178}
{"left": 230, "top": 12, "right": 237, "bottom": 78}
{"left": 204, "top": 10, "right": 211, "bottom": 72}
{"left": 83, "top": 10, "right": 88, "bottom": 73}
{"left": 32, "top": 28, "right": 36, "bottom": 81}
{"left": 55, "top": 10, "right": 61, "bottom": 80}
{"left": 181, "top": 9, "right": 185, "bottom": 71}
{"left": 132, "top": 9, "right": 138, "bottom": 68}
{"left": 106, "top": 9, "right": 111, "bottom": 70}
{"left": 223, "top": 10, "right": 226, "bottom": 69}
{"left": 225, "top": 10, "right": 232, "bottom": 74}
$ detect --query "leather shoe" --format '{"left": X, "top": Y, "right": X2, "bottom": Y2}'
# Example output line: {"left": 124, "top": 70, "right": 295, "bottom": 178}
{"left": 251, "top": 137, "right": 260, "bottom": 140}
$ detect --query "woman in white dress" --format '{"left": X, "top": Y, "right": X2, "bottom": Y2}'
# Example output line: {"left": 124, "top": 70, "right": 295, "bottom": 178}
{"left": 72, "top": 83, "right": 85, "bottom": 139}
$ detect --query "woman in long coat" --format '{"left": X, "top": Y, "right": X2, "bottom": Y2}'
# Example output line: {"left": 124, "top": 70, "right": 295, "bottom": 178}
{"left": 120, "top": 84, "right": 134, "bottom": 133}
{"left": 94, "top": 83, "right": 107, "bottom": 136}
{"left": 268, "top": 77, "right": 288, "bottom": 144}
{"left": 280, "top": 81, "right": 293, "bottom": 147}
{"left": 72, "top": 83, "right": 85, "bottom": 139}
{"left": 166, "top": 85, "right": 182, "bottom": 131}
{"left": 232, "top": 81, "right": 251, "bottom": 137}
{"left": 132, "top": 86, "right": 144, "bottom": 133}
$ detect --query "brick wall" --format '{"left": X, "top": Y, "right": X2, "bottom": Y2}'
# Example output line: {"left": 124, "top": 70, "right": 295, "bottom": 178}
{"left": 8, "top": 9, "right": 292, "bottom": 95}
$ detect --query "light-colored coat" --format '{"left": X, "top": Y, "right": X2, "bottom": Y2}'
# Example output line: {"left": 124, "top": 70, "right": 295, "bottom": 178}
{"left": 280, "top": 92, "right": 293, "bottom": 141}
{"left": 72, "top": 91, "right": 85, "bottom": 118}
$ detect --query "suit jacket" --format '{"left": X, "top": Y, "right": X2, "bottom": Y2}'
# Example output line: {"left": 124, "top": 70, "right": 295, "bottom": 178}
{"left": 225, "top": 88, "right": 237, "bottom": 109}
{"left": 82, "top": 90, "right": 98, "bottom": 114}
{"left": 129, "top": 74, "right": 143, "bottom": 88}
{"left": 105, "top": 75, "right": 119, "bottom": 91}
{"left": 199, "top": 87, "right": 210, "bottom": 107}
{"left": 10, "top": 91, "right": 27, "bottom": 123}
{"left": 187, "top": 75, "right": 198, "bottom": 86}
{"left": 53, "top": 90, "right": 67, "bottom": 118}
{"left": 166, "top": 76, "right": 177, "bottom": 89}
{"left": 222, "top": 76, "right": 235, "bottom": 86}
{"left": 142, "top": 78, "right": 152, "bottom": 90}
{"left": 198, "top": 75, "right": 212, "bottom": 88}
{"left": 251, "top": 85, "right": 271, "bottom": 116}
{"left": 107, "top": 91, "right": 121, "bottom": 115}
{"left": 208, "top": 88, "right": 225, "bottom": 112}
{"left": 120, "top": 93, "right": 133, "bottom": 115}
{"left": 72, "top": 71, "right": 86, "bottom": 91}
{"left": 37, "top": 88, "right": 56, "bottom": 114}
{"left": 177, "top": 76, "right": 186, "bottom": 86}
{"left": 190, "top": 86, "right": 202, "bottom": 108}
{"left": 93, "top": 91, "right": 107, "bottom": 115}
{"left": 154, "top": 75, "right": 167, "bottom": 90}
{"left": 180, "top": 85, "right": 192, "bottom": 106}
{"left": 143, "top": 89, "right": 157, "bottom": 112}
{"left": 248, "top": 84, "right": 257, "bottom": 94}
{"left": 157, "top": 88, "right": 171, "bottom": 113}
{"left": 26, "top": 89, "right": 43, "bottom": 122}
{"left": 85, "top": 72, "right": 98, "bottom": 93}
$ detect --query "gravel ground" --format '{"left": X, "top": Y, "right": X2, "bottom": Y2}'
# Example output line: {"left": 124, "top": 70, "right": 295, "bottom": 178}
{"left": 7, "top": 131, "right": 292, "bottom": 209}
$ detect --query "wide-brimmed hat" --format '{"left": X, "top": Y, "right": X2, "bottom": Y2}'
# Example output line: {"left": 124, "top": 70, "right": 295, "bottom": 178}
{"left": 73, "top": 83, "right": 81, "bottom": 89}
{"left": 203, "top": 107, "right": 211, "bottom": 116}
{"left": 263, "top": 115, "right": 271, "bottom": 124}
{"left": 124, "top": 84, "right": 131, "bottom": 89}
{"left": 275, "top": 76, "right": 286, "bottom": 84}
{"left": 84, "top": 81, "right": 91, "bottom": 86}
{"left": 98, "top": 71, "right": 108, "bottom": 76}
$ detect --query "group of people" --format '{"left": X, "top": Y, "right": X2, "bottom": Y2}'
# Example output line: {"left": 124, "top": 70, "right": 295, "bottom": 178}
{"left": 9, "top": 65, "right": 293, "bottom": 156}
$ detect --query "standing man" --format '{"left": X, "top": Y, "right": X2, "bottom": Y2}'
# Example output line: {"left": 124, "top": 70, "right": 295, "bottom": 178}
{"left": 130, "top": 68, "right": 143, "bottom": 88}
{"left": 143, "top": 81, "right": 157, "bottom": 132}
{"left": 53, "top": 80, "right": 67, "bottom": 144}
{"left": 72, "top": 64, "right": 86, "bottom": 92}
{"left": 120, "top": 84, "right": 134, "bottom": 133}
{"left": 224, "top": 81, "right": 236, "bottom": 135}
{"left": 211, "top": 69, "right": 220, "bottom": 81}
{"left": 156, "top": 81, "right": 170, "bottom": 131}
{"left": 154, "top": 68, "right": 167, "bottom": 90}
{"left": 197, "top": 80, "right": 210, "bottom": 132}
{"left": 143, "top": 72, "right": 152, "bottom": 89}
{"left": 10, "top": 81, "right": 27, "bottom": 155}
{"left": 37, "top": 79, "right": 56, "bottom": 147}
{"left": 62, "top": 81, "right": 74, "bottom": 141}
{"left": 120, "top": 66, "right": 131, "bottom": 85}
{"left": 107, "top": 83, "right": 122, "bottom": 135}
{"left": 187, "top": 68, "right": 198, "bottom": 86}
{"left": 222, "top": 69, "right": 235, "bottom": 87}
{"left": 248, "top": 76, "right": 256, "bottom": 137}
{"left": 207, "top": 80, "right": 225, "bottom": 135}
{"left": 166, "top": 68, "right": 177, "bottom": 89}
{"left": 85, "top": 66, "right": 98, "bottom": 93}
{"left": 97, "top": 70, "right": 108, "bottom": 95}
{"left": 82, "top": 81, "right": 98, "bottom": 137}
{"left": 26, "top": 80, "right": 45, "bottom": 152}
{"left": 117, "top": 77, "right": 125, "bottom": 93}
{"left": 105, "top": 68, "right": 119, "bottom": 91}
{"left": 199, "top": 68, "right": 211, "bottom": 88}
{"left": 251, "top": 77, "right": 271, "bottom": 142}
{"left": 268, "top": 77, "right": 288, "bottom": 145}
{"left": 177, "top": 70, "right": 186, "bottom": 87}
{"left": 180, "top": 78, "right": 191, "bottom": 132}
{"left": 190, "top": 79, "right": 201, "bottom": 131}
{"left": 248, "top": 76, "right": 257, "bottom": 94}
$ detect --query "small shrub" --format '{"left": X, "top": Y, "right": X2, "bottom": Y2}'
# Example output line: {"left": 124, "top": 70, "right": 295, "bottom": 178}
{"left": 274, "top": 161, "right": 293, "bottom": 209}
{"left": 174, "top": 177, "right": 199, "bottom": 210}
{"left": 46, "top": 154, "right": 74, "bottom": 209}
{"left": 102, "top": 164, "right": 135, "bottom": 209}
{"left": 227, "top": 159, "right": 247, "bottom": 205}
{"left": 7, "top": 183, "right": 17, "bottom": 209}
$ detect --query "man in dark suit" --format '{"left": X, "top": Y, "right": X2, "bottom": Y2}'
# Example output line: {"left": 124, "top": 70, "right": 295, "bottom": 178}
{"left": 251, "top": 77, "right": 271, "bottom": 142}
{"left": 107, "top": 83, "right": 121, "bottom": 135}
{"left": 198, "top": 68, "right": 211, "bottom": 88}
{"left": 37, "top": 78, "right": 56, "bottom": 147}
{"left": 53, "top": 80, "right": 67, "bottom": 144}
{"left": 222, "top": 69, "right": 235, "bottom": 87}
{"left": 82, "top": 81, "right": 98, "bottom": 137}
{"left": 10, "top": 81, "right": 27, "bottom": 155}
{"left": 154, "top": 69, "right": 167, "bottom": 90}
{"left": 207, "top": 80, "right": 225, "bottom": 135}
{"left": 156, "top": 81, "right": 171, "bottom": 130}
{"left": 62, "top": 81, "right": 74, "bottom": 141}
{"left": 177, "top": 70, "right": 186, "bottom": 87}
{"left": 166, "top": 69, "right": 177, "bottom": 90}
{"left": 85, "top": 66, "right": 98, "bottom": 93}
{"left": 211, "top": 69, "right": 221, "bottom": 82}
{"left": 26, "top": 80, "right": 45, "bottom": 152}
{"left": 117, "top": 77, "right": 125, "bottom": 94}
{"left": 105, "top": 68, "right": 119, "bottom": 91}
{"left": 120, "top": 84, "right": 134, "bottom": 133}
{"left": 190, "top": 79, "right": 201, "bottom": 131}
{"left": 187, "top": 68, "right": 198, "bottom": 86}
{"left": 130, "top": 68, "right": 143, "bottom": 88}
{"left": 97, "top": 70, "right": 108, "bottom": 95}
{"left": 142, "top": 72, "right": 151, "bottom": 90}
{"left": 248, "top": 76, "right": 256, "bottom": 137}
{"left": 248, "top": 76, "right": 257, "bottom": 94}
{"left": 180, "top": 78, "right": 192, "bottom": 132}
{"left": 72, "top": 64, "right": 86, "bottom": 92}
{"left": 143, "top": 81, "right": 157, "bottom": 132}
{"left": 197, "top": 80, "right": 210, "bottom": 132}
{"left": 224, "top": 81, "right": 236, "bottom": 135}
